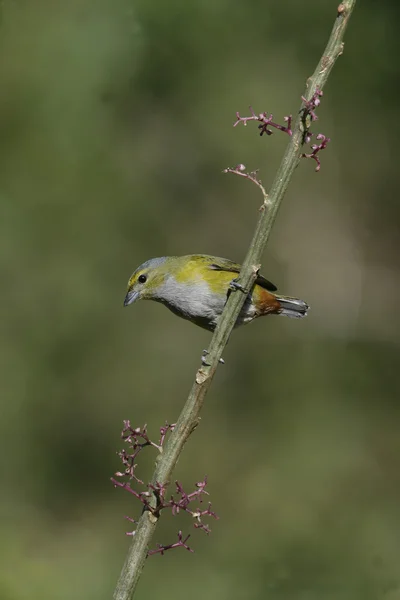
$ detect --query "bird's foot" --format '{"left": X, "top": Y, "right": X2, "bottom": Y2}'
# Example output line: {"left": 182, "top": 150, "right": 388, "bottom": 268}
{"left": 202, "top": 349, "right": 225, "bottom": 366}
{"left": 229, "top": 278, "right": 247, "bottom": 293}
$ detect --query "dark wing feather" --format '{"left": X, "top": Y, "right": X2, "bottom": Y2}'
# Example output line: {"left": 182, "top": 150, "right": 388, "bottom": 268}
{"left": 208, "top": 257, "right": 277, "bottom": 292}
{"left": 254, "top": 273, "right": 278, "bottom": 292}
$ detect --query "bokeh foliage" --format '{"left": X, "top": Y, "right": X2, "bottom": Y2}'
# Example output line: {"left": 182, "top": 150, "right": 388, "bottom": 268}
{"left": 1, "top": 1, "right": 400, "bottom": 598}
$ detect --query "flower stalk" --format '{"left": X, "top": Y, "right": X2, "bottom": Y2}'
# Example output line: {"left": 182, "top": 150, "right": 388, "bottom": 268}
{"left": 113, "top": 2, "right": 357, "bottom": 598}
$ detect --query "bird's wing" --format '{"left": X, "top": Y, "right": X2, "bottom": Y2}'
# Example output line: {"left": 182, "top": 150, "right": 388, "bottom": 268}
{"left": 207, "top": 256, "right": 277, "bottom": 292}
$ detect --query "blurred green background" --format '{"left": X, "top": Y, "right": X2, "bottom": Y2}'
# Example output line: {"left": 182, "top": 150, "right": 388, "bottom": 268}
{"left": 1, "top": 0, "right": 400, "bottom": 598}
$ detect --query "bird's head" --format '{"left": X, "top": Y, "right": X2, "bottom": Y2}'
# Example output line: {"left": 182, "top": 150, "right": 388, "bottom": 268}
{"left": 124, "top": 257, "right": 170, "bottom": 306}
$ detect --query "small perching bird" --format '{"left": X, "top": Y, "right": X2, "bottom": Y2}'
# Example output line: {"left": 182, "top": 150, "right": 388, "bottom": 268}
{"left": 124, "top": 255, "right": 309, "bottom": 331}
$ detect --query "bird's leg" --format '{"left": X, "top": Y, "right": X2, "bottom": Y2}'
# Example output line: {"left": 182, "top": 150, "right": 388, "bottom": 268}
{"left": 202, "top": 280, "right": 245, "bottom": 366}
{"left": 202, "top": 349, "right": 225, "bottom": 366}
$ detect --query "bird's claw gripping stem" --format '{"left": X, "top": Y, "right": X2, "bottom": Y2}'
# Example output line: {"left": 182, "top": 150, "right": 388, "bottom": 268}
{"left": 229, "top": 278, "right": 247, "bottom": 293}
{"left": 202, "top": 349, "right": 225, "bottom": 366}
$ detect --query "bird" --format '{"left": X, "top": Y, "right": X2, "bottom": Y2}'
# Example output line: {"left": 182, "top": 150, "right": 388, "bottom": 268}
{"left": 124, "top": 254, "right": 309, "bottom": 331}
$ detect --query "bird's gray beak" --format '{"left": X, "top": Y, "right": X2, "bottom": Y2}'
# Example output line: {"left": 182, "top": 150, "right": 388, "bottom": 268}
{"left": 124, "top": 289, "right": 140, "bottom": 307}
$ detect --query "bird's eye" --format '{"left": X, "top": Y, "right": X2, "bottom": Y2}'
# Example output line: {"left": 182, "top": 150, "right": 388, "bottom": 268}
{"left": 138, "top": 274, "right": 147, "bottom": 284}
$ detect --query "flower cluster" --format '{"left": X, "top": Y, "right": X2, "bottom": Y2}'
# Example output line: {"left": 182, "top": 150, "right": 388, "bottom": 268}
{"left": 301, "top": 88, "right": 323, "bottom": 123}
{"left": 300, "top": 89, "right": 331, "bottom": 171}
{"left": 147, "top": 531, "right": 194, "bottom": 556}
{"left": 233, "top": 89, "right": 330, "bottom": 172}
{"left": 111, "top": 421, "right": 219, "bottom": 556}
{"left": 301, "top": 133, "right": 330, "bottom": 172}
{"left": 113, "top": 420, "right": 175, "bottom": 485}
{"left": 234, "top": 107, "right": 292, "bottom": 137}
{"left": 223, "top": 163, "right": 267, "bottom": 200}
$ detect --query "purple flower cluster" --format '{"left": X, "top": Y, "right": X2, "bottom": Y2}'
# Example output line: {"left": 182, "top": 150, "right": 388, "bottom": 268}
{"left": 233, "top": 89, "right": 330, "bottom": 172}
{"left": 112, "top": 421, "right": 219, "bottom": 556}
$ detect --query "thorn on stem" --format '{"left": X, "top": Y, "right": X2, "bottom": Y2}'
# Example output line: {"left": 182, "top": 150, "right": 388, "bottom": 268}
{"left": 202, "top": 349, "right": 225, "bottom": 366}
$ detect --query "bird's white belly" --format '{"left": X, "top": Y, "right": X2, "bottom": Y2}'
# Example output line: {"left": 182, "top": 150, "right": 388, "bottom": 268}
{"left": 155, "top": 277, "right": 256, "bottom": 329}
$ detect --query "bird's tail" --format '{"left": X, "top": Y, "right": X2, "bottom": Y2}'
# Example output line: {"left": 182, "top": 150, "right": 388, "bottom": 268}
{"left": 275, "top": 295, "right": 309, "bottom": 318}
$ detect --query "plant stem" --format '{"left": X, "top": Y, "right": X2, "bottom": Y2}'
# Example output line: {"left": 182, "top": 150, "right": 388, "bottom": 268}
{"left": 113, "top": 2, "right": 357, "bottom": 598}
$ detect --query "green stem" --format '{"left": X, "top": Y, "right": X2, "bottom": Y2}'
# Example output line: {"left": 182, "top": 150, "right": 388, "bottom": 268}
{"left": 113, "top": 2, "right": 357, "bottom": 598}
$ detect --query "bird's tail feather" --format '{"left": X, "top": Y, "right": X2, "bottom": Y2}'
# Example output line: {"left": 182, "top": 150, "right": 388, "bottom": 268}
{"left": 275, "top": 295, "right": 309, "bottom": 318}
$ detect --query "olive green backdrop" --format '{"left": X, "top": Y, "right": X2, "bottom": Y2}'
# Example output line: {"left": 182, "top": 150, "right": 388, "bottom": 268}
{"left": 1, "top": 1, "right": 399, "bottom": 598}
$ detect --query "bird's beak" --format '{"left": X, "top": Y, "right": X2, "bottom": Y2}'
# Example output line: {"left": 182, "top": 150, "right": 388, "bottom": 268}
{"left": 124, "top": 289, "right": 140, "bottom": 307}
